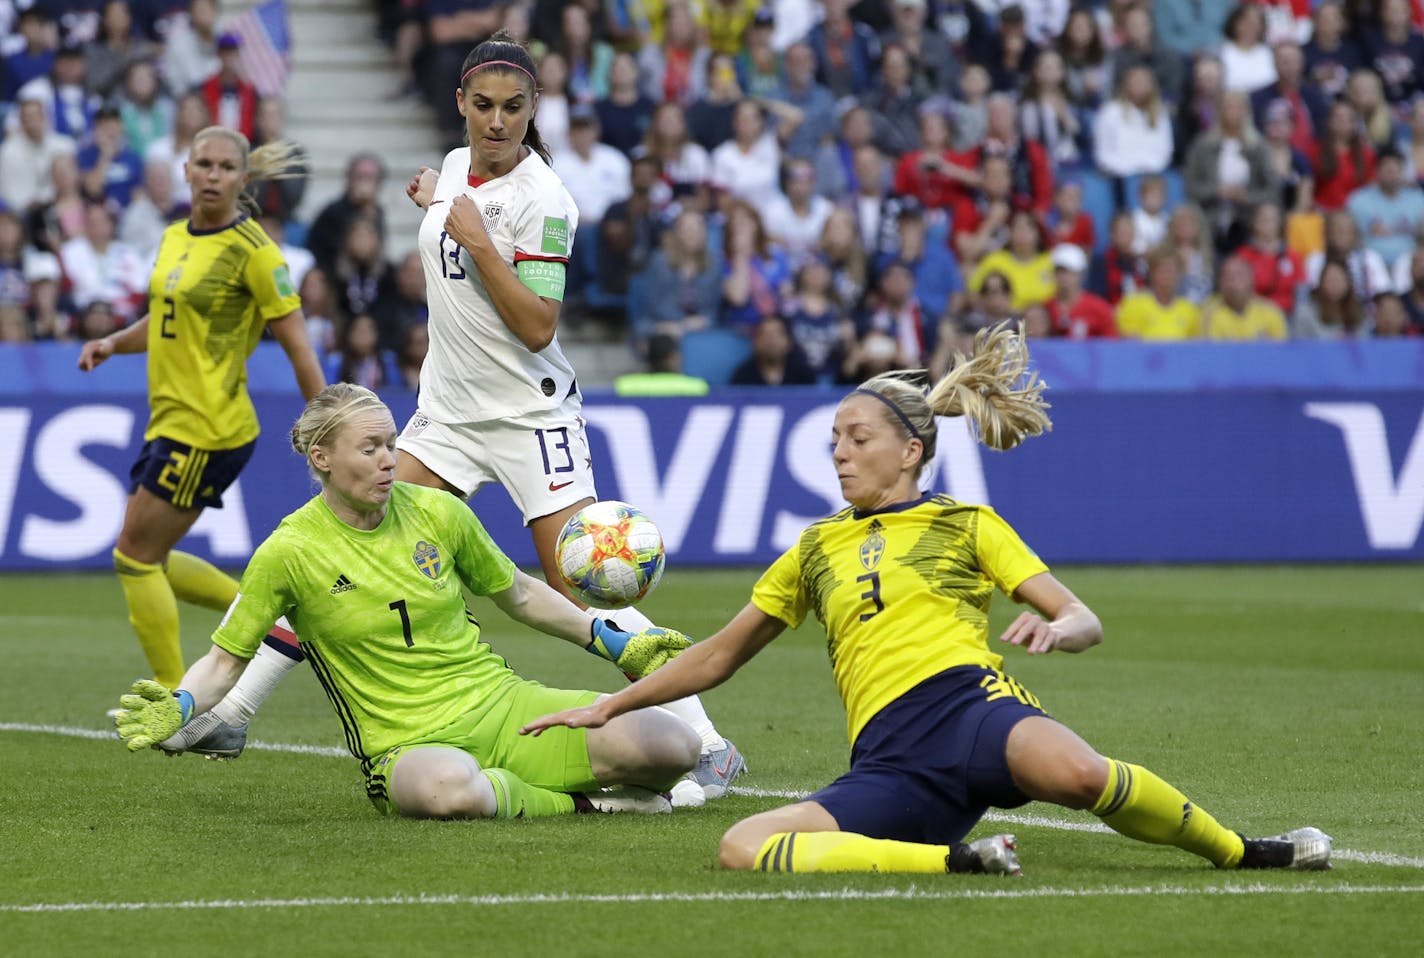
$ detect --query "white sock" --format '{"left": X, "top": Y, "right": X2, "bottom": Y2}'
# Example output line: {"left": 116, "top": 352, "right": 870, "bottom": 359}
{"left": 211, "top": 616, "right": 303, "bottom": 726}
{"left": 588, "top": 605, "right": 727, "bottom": 753}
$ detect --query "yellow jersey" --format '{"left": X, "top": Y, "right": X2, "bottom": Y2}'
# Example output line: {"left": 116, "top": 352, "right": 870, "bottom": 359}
{"left": 1115, "top": 292, "right": 1202, "bottom": 340}
{"left": 145, "top": 216, "right": 300, "bottom": 449}
{"left": 751, "top": 494, "right": 1048, "bottom": 745}
{"left": 969, "top": 251, "right": 1056, "bottom": 311}
{"left": 1201, "top": 296, "right": 1288, "bottom": 341}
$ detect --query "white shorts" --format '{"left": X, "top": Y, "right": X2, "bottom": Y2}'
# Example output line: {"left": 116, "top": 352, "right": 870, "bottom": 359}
{"left": 396, "top": 407, "right": 598, "bottom": 525}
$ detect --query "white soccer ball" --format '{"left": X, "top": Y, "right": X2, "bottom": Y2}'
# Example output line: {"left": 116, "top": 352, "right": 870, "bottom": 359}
{"left": 556, "top": 500, "right": 665, "bottom": 608}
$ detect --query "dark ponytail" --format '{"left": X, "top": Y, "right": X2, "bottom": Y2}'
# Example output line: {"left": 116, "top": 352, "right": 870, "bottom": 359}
{"left": 459, "top": 31, "right": 552, "bottom": 165}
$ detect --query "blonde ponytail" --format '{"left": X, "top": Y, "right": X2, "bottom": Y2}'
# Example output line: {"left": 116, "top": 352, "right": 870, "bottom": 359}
{"left": 926, "top": 325, "right": 1051, "bottom": 451}
{"left": 192, "top": 126, "right": 309, "bottom": 217}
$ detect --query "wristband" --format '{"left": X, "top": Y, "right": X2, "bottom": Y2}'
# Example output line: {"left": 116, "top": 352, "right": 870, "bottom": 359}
{"left": 588, "top": 618, "right": 630, "bottom": 661}
{"left": 174, "top": 689, "right": 195, "bottom": 725}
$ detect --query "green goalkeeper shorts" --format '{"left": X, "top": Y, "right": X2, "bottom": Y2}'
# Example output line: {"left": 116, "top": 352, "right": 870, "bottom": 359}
{"left": 365, "top": 680, "right": 601, "bottom": 816}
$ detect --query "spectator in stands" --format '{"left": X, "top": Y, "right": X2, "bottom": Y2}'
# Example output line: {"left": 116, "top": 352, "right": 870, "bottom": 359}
{"left": 1310, "top": 100, "right": 1377, "bottom": 212}
{"left": 556, "top": 3, "right": 613, "bottom": 104}
{"left": 807, "top": 0, "right": 879, "bottom": 99}
{"left": 929, "top": 270, "right": 1015, "bottom": 377}
{"left": 614, "top": 332, "right": 711, "bottom": 397}
{"left": 556, "top": 106, "right": 632, "bottom": 302}
{"left": 771, "top": 41, "right": 836, "bottom": 163}
{"left": 1109, "top": 3, "right": 1182, "bottom": 110}
{"left": 257, "top": 214, "right": 315, "bottom": 296}
{"left": 730, "top": 314, "right": 819, "bottom": 386}
{"left": 329, "top": 213, "right": 395, "bottom": 324}
{"left": 76, "top": 299, "right": 119, "bottom": 341}
{"left": 878, "top": 196, "right": 963, "bottom": 326}
{"left": 118, "top": 155, "right": 176, "bottom": 257}
{"left": 819, "top": 206, "right": 869, "bottom": 314}
{"left": 299, "top": 267, "right": 338, "bottom": 355}
{"left": 1221, "top": 3, "right": 1277, "bottom": 94}
{"left": 1256, "top": 0, "right": 1314, "bottom": 46}
{"left": 970, "top": 209, "right": 1054, "bottom": 312}
{"left": 687, "top": 53, "right": 743, "bottom": 152}
{"left": 395, "top": 320, "right": 430, "bottom": 391}
{"left": 535, "top": 51, "right": 573, "bottom": 160}
{"left": 951, "top": 153, "right": 1015, "bottom": 266}
{"left": 0, "top": 92, "right": 77, "bottom": 215}
{"left": 1058, "top": 5, "right": 1109, "bottom": 110}
{"left": 1116, "top": 250, "right": 1201, "bottom": 340}
{"left": 1144, "top": 0, "right": 1236, "bottom": 60}
{"left": 1130, "top": 174, "right": 1170, "bottom": 255}
{"left": 815, "top": 105, "right": 874, "bottom": 201}
{"left": 161, "top": 0, "right": 218, "bottom": 97}
{"left": 598, "top": 156, "right": 669, "bottom": 297}
{"left": 981, "top": 93, "right": 1054, "bottom": 213}
{"left": 373, "top": 250, "right": 430, "bottom": 353}
{"left": 307, "top": 153, "right": 386, "bottom": 276}
{"left": 1402, "top": 98, "right": 1424, "bottom": 186}
{"left": 246, "top": 99, "right": 306, "bottom": 222}
{"left": 949, "top": 63, "right": 990, "bottom": 152}
{"left": 736, "top": 8, "right": 782, "bottom": 97}
{"left": 1184, "top": 91, "right": 1278, "bottom": 252}
{"left": 85, "top": 0, "right": 155, "bottom": 99}
{"left": 1306, "top": 210, "right": 1395, "bottom": 311}
{"left": 200, "top": 33, "right": 256, "bottom": 140}
{"left": 145, "top": 92, "right": 209, "bottom": 211}
{"left": 1202, "top": 255, "right": 1289, "bottom": 340}
{"left": 638, "top": 0, "right": 710, "bottom": 108}
{"left": 881, "top": 0, "right": 956, "bottom": 95}
{"left": 3, "top": 8, "right": 57, "bottom": 104}
{"left": 766, "top": 158, "right": 834, "bottom": 261}
{"left": 1088, "top": 211, "right": 1141, "bottom": 304}
{"left": 1020, "top": 50, "right": 1088, "bottom": 173}
{"left": 31, "top": 152, "right": 87, "bottom": 255}
{"left": 1046, "top": 178, "right": 1095, "bottom": 253}
{"left": 1364, "top": 0, "right": 1424, "bottom": 108}
{"left": 60, "top": 201, "right": 147, "bottom": 322}
{"left": 1303, "top": 1, "right": 1361, "bottom": 102}
{"left": 848, "top": 145, "right": 896, "bottom": 256}
{"left": 1236, "top": 202, "right": 1306, "bottom": 315}
{"left": 976, "top": 3, "right": 1037, "bottom": 94}
{"left": 1395, "top": 246, "right": 1424, "bottom": 330}
{"left": 892, "top": 104, "right": 976, "bottom": 213}
{"left": 859, "top": 43, "right": 922, "bottom": 158}
{"left": 24, "top": 250, "right": 69, "bottom": 340}
{"left": 721, "top": 199, "right": 790, "bottom": 333}
{"left": 422, "top": 0, "right": 505, "bottom": 146}
{"left": 638, "top": 102, "right": 710, "bottom": 205}
{"left": 1346, "top": 69, "right": 1396, "bottom": 152}
{"left": 1250, "top": 42, "right": 1328, "bottom": 157}
{"left": 1175, "top": 55, "right": 1225, "bottom": 167}
{"left": 1094, "top": 65, "right": 1173, "bottom": 191}
{"left": 597, "top": 52, "right": 654, "bottom": 157}
{"left": 324, "top": 313, "right": 398, "bottom": 390}
{"left": 1294, "top": 257, "right": 1367, "bottom": 338}
{"left": 1348, "top": 147, "right": 1424, "bottom": 269}
{"left": 860, "top": 259, "right": 929, "bottom": 367}
{"left": 1261, "top": 100, "right": 1315, "bottom": 215}
{"left": 1371, "top": 291, "right": 1414, "bottom": 336}
{"left": 117, "top": 60, "right": 173, "bottom": 160}
{"left": 783, "top": 255, "right": 853, "bottom": 381}
{"left": 79, "top": 106, "right": 143, "bottom": 209}
{"left": 710, "top": 98, "right": 782, "bottom": 210}
{"left": 21, "top": 41, "right": 98, "bottom": 144}
{"left": 1046, "top": 242, "right": 1117, "bottom": 339}
{"left": 0, "top": 211, "right": 28, "bottom": 315}
{"left": 636, "top": 208, "right": 723, "bottom": 346}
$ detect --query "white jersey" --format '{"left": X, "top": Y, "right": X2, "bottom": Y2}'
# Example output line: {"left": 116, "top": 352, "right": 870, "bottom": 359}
{"left": 417, "top": 147, "right": 581, "bottom": 424}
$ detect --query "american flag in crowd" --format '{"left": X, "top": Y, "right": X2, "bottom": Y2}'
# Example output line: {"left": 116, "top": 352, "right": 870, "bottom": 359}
{"left": 227, "top": 0, "right": 291, "bottom": 97}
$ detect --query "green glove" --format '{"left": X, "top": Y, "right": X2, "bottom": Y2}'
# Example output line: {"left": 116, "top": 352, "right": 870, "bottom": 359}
{"left": 590, "top": 623, "right": 691, "bottom": 679}
{"left": 114, "top": 680, "right": 189, "bottom": 752}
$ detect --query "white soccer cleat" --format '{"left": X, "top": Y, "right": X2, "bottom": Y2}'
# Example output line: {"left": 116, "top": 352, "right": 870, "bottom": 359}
{"left": 963, "top": 833, "right": 1022, "bottom": 876}
{"left": 573, "top": 786, "right": 674, "bottom": 815}
{"left": 670, "top": 778, "right": 707, "bottom": 808}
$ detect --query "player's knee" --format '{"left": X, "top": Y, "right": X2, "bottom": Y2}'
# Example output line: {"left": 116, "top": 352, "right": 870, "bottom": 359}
{"left": 718, "top": 821, "right": 762, "bottom": 870}
{"left": 1056, "top": 753, "right": 1110, "bottom": 809}
{"left": 633, "top": 711, "right": 700, "bottom": 781}
{"left": 400, "top": 766, "right": 497, "bottom": 820}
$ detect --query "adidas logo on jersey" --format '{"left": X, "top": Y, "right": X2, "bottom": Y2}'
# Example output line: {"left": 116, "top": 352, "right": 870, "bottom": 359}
{"left": 330, "top": 575, "right": 357, "bottom": 594}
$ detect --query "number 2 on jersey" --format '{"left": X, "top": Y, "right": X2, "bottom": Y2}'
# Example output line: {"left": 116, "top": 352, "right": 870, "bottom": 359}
{"left": 438, "top": 231, "right": 465, "bottom": 280}
{"left": 389, "top": 599, "right": 415, "bottom": 647}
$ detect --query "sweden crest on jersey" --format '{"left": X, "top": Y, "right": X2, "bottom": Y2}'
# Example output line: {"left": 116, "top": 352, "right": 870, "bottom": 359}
{"left": 413, "top": 540, "right": 442, "bottom": 579}
{"left": 860, "top": 519, "right": 885, "bottom": 571}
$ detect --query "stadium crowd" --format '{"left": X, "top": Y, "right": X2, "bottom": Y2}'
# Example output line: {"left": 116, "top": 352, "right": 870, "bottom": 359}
{"left": 2, "top": 0, "right": 1424, "bottom": 390}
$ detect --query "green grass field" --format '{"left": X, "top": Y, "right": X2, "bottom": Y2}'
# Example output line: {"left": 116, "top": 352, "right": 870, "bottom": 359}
{"left": 2, "top": 565, "right": 1421, "bottom": 956}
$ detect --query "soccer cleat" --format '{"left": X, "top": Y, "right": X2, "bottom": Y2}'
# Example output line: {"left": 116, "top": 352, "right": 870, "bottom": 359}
{"left": 950, "top": 834, "right": 1022, "bottom": 876}
{"left": 155, "top": 713, "right": 248, "bottom": 760}
{"left": 1238, "top": 827, "right": 1333, "bottom": 870}
{"left": 572, "top": 786, "right": 674, "bottom": 815}
{"left": 669, "top": 778, "right": 707, "bottom": 809}
{"left": 687, "top": 740, "right": 746, "bottom": 800}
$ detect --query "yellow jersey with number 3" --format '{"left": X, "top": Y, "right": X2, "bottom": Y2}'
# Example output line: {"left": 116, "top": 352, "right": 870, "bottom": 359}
{"left": 751, "top": 494, "right": 1049, "bottom": 745}
{"left": 145, "top": 216, "right": 301, "bottom": 449}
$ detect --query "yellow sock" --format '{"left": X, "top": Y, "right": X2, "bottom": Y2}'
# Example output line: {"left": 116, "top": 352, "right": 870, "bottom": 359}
{"left": 753, "top": 832, "right": 948, "bottom": 873}
{"left": 113, "top": 548, "right": 184, "bottom": 689}
{"left": 1092, "top": 759, "right": 1245, "bottom": 868}
{"left": 481, "top": 769, "right": 576, "bottom": 818}
{"left": 164, "top": 550, "right": 238, "bottom": 611}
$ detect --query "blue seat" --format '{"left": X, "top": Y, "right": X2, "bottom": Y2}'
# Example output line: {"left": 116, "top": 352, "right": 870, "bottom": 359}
{"left": 1076, "top": 171, "right": 1117, "bottom": 255}
{"left": 679, "top": 328, "right": 751, "bottom": 386}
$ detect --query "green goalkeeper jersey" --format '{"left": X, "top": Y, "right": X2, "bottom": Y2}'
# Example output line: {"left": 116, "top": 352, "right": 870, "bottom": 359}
{"left": 213, "top": 482, "right": 521, "bottom": 762}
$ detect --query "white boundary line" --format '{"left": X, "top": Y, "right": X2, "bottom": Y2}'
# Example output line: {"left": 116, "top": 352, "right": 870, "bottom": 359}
{"left": 4, "top": 883, "right": 1423, "bottom": 914}
{"left": 8, "top": 722, "right": 1424, "bottom": 871}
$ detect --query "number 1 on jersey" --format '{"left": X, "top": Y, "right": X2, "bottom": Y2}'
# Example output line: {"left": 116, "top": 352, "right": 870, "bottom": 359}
{"left": 389, "top": 599, "right": 414, "bottom": 647}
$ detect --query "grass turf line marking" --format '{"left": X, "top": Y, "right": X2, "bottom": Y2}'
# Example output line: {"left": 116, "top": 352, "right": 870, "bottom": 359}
{"left": 9, "top": 724, "right": 1424, "bottom": 870}
{"left": 5, "top": 884, "right": 1423, "bottom": 915}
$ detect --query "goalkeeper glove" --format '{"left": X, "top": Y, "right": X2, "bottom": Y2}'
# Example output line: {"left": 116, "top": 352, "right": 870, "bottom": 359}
{"left": 588, "top": 618, "right": 692, "bottom": 679}
{"left": 114, "top": 679, "right": 192, "bottom": 752}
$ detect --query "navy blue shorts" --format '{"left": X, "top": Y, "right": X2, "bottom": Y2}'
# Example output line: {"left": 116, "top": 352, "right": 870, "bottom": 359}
{"left": 129, "top": 437, "right": 255, "bottom": 510}
{"left": 807, "top": 665, "right": 1050, "bottom": 846}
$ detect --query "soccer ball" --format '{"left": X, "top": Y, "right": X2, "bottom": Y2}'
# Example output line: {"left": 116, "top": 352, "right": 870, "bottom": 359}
{"left": 556, "top": 500, "right": 665, "bottom": 608}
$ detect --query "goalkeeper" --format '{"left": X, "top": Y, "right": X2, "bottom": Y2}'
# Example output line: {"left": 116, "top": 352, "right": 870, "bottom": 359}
{"left": 114, "top": 384, "right": 699, "bottom": 819}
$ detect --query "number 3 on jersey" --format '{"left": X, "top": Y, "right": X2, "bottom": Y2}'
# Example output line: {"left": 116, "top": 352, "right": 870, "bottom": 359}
{"left": 857, "top": 571, "right": 883, "bottom": 622}
{"left": 438, "top": 231, "right": 465, "bottom": 281}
